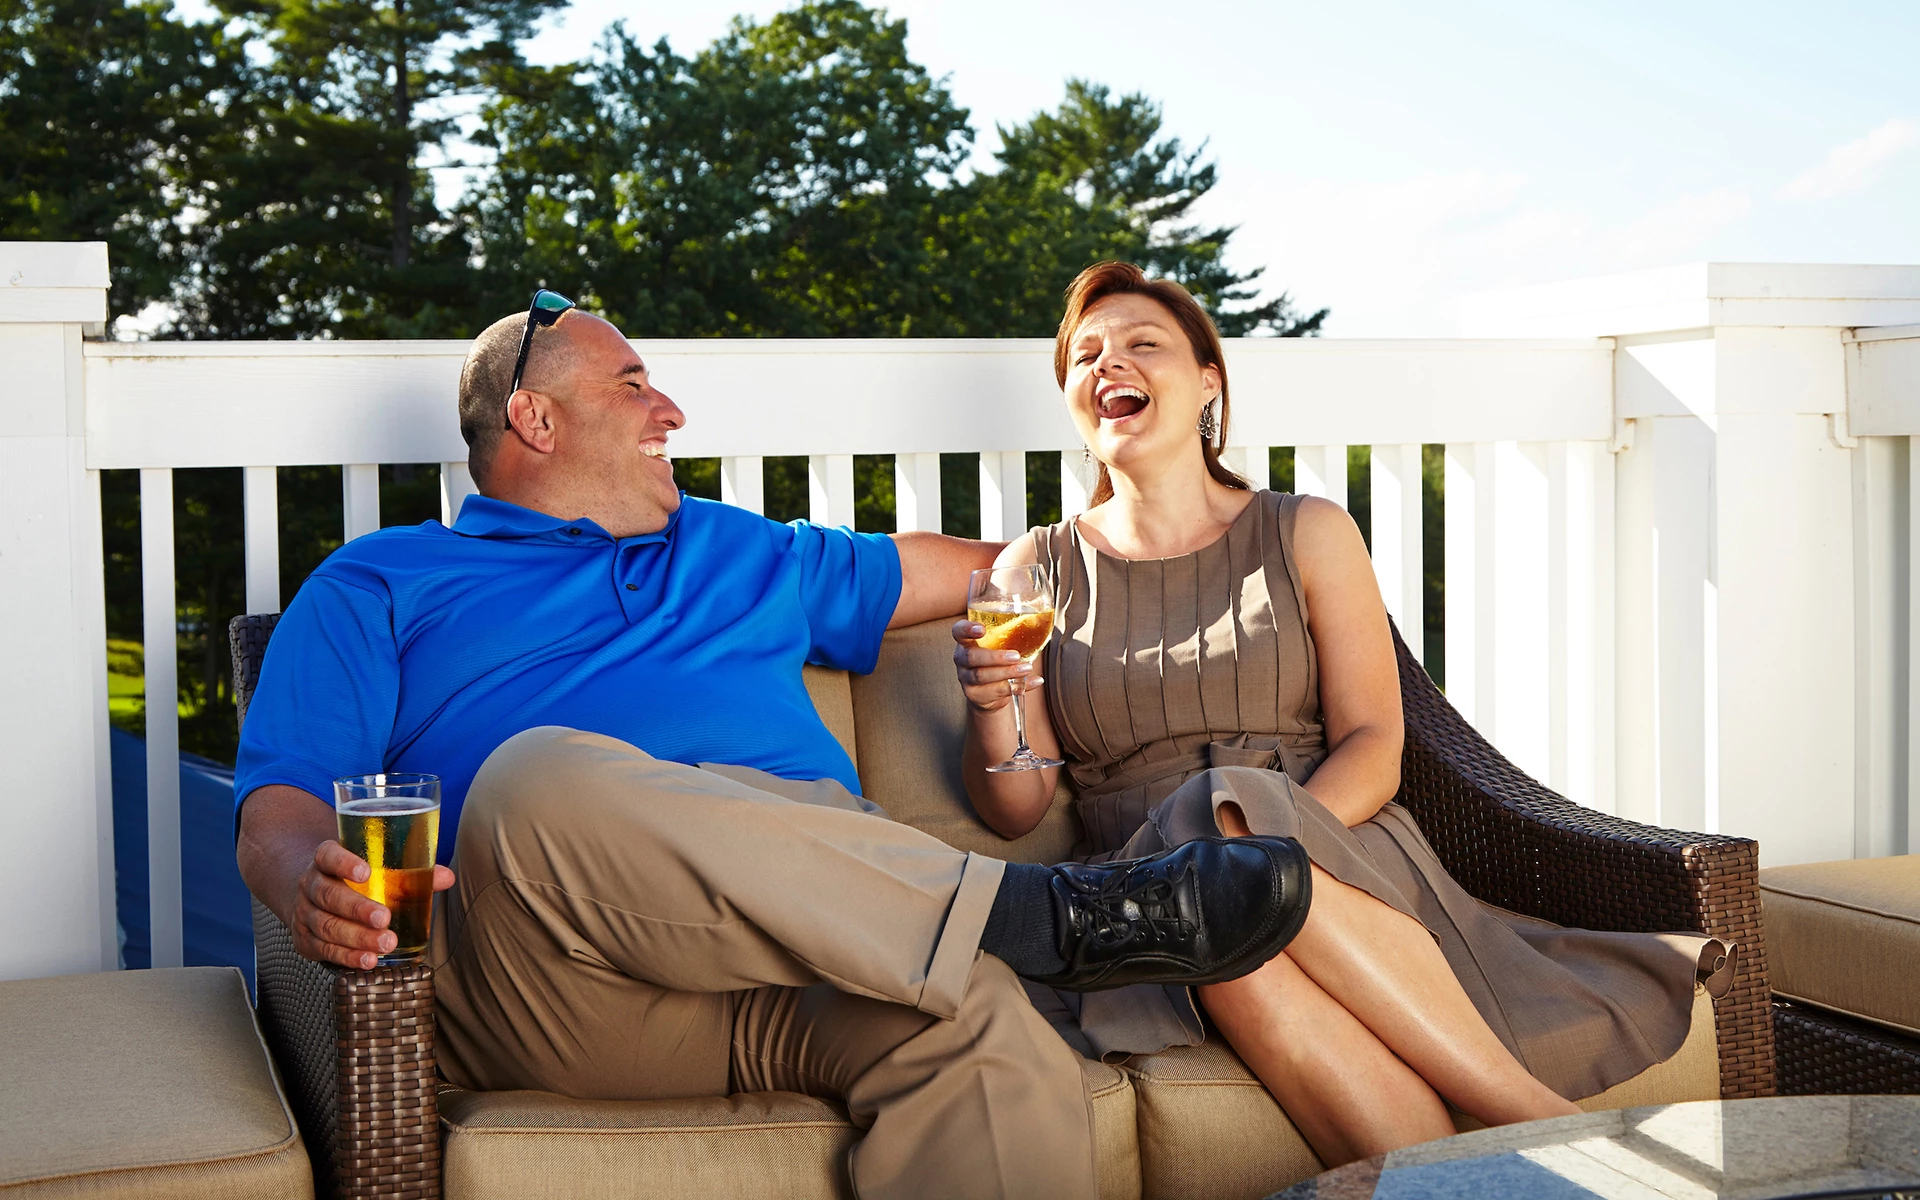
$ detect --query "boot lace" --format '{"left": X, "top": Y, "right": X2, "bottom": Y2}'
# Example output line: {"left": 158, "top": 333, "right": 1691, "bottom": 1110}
{"left": 1080, "top": 861, "right": 1194, "bottom": 948}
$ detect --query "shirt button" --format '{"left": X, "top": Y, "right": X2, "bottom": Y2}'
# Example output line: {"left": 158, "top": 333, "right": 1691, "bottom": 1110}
{"left": 567, "top": 528, "right": 581, "bottom": 536}
{"left": 625, "top": 583, "right": 639, "bottom": 591}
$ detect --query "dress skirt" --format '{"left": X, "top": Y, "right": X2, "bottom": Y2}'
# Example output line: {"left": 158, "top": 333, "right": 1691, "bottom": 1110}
{"left": 1045, "top": 764, "right": 1708, "bottom": 1102}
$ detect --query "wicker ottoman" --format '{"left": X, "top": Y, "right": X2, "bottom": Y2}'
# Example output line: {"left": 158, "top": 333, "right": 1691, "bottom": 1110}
{"left": 1760, "top": 854, "right": 1920, "bottom": 1094}
{"left": 0, "top": 966, "right": 313, "bottom": 1197}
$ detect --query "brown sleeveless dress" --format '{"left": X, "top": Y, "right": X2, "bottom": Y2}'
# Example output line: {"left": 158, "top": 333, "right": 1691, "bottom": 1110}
{"left": 1030, "top": 490, "right": 1706, "bottom": 1101}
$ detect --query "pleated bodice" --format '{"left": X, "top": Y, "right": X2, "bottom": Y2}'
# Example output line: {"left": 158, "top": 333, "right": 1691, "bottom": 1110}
{"left": 1035, "top": 491, "right": 1330, "bottom": 856}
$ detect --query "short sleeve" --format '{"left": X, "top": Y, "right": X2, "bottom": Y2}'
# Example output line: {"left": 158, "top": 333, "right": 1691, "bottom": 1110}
{"left": 786, "top": 522, "right": 902, "bottom": 674}
{"left": 232, "top": 573, "right": 401, "bottom": 817}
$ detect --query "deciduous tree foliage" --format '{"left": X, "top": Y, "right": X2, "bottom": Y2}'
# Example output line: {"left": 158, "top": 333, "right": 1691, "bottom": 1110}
{"left": 173, "top": 0, "right": 549, "bottom": 336}
{"left": 0, "top": 0, "right": 242, "bottom": 320}
{"left": 472, "top": 4, "right": 1325, "bottom": 338}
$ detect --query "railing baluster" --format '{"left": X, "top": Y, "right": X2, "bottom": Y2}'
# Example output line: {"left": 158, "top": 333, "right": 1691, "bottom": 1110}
{"left": 1226, "top": 445, "right": 1270, "bottom": 492}
{"left": 1295, "top": 445, "right": 1348, "bottom": 509}
{"left": 895, "top": 452, "right": 942, "bottom": 533}
{"left": 140, "top": 467, "right": 182, "bottom": 969}
{"left": 243, "top": 466, "right": 281, "bottom": 613}
{"left": 343, "top": 463, "right": 380, "bottom": 540}
{"left": 809, "top": 454, "right": 854, "bottom": 527}
{"left": 979, "top": 451, "right": 1026, "bottom": 540}
{"left": 1908, "top": 436, "right": 1920, "bottom": 853}
{"left": 721, "top": 456, "right": 764, "bottom": 514}
{"left": 1553, "top": 440, "right": 1612, "bottom": 811}
{"left": 1444, "top": 444, "right": 1492, "bottom": 731}
{"left": 1061, "top": 450, "right": 1094, "bottom": 519}
{"left": 1547, "top": 443, "right": 1571, "bottom": 796}
{"left": 1492, "top": 442, "right": 1551, "bottom": 782}
{"left": 81, "top": 465, "right": 116, "bottom": 971}
{"left": 439, "top": 461, "right": 477, "bottom": 526}
{"left": 1368, "top": 444, "right": 1423, "bottom": 660}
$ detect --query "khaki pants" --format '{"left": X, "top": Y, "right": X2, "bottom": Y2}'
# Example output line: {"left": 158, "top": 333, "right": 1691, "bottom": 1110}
{"left": 429, "top": 726, "right": 1097, "bottom": 1199}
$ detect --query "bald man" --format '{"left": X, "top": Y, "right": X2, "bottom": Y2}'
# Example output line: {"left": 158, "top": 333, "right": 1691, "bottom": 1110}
{"left": 234, "top": 300, "right": 1310, "bottom": 1198}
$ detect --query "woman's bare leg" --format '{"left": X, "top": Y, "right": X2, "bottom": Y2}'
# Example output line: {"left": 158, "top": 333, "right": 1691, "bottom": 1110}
{"left": 1217, "top": 804, "right": 1578, "bottom": 1127}
{"left": 1200, "top": 951, "right": 1453, "bottom": 1166}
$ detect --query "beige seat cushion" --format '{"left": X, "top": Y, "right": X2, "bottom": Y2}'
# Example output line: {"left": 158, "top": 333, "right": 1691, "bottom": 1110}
{"left": 0, "top": 966, "right": 311, "bottom": 1199}
{"left": 1125, "top": 987, "right": 1718, "bottom": 1200}
{"left": 852, "top": 618, "right": 1081, "bottom": 864}
{"left": 441, "top": 1057, "right": 1140, "bottom": 1200}
{"left": 1761, "top": 854, "right": 1920, "bottom": 1035}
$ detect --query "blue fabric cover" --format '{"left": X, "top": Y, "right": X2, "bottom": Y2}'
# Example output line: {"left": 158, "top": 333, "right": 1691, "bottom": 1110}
{"left": 234, "top": 494, "right": 901, "bottom": 857}
{"left": 111, "top": 728, "right": 254, "bottom": 991}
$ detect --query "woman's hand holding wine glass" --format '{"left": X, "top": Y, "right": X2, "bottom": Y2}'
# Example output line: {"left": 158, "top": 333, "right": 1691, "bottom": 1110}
{"left": 954, "top": 565, "right": 1064, "bottom": 772}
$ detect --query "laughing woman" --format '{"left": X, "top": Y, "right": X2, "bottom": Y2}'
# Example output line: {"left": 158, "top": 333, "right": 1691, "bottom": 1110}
{"left": 951, "top": 261, "right": 1720, "bottom": 1166}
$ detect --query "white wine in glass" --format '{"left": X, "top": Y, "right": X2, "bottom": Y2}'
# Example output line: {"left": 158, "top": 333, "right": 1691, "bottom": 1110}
{"left": 968, "top": 565, "right": 1065, "bottom": 772}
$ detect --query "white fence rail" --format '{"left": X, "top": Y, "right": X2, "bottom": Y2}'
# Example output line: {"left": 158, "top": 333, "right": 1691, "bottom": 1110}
{"left": 6, "top": 243, "right": 1920, "bottom": 981}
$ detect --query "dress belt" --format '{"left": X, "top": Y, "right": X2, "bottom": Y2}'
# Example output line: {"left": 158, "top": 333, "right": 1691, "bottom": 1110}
{"left": 1075, "top": 733, "right": 1328, "bottom": 802}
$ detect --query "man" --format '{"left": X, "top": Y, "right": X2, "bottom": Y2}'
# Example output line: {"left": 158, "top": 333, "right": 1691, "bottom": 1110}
{"left": 235, "top": 295, "right": 1310, "bottom": 1199}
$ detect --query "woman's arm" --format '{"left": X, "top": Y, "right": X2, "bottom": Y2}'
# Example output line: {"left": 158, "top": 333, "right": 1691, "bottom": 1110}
{"left": 1292, "top": 497, "right": 1405, "bottom": 827}
{"left": 954, "top": 532, "right": 1064, "bottom": 838}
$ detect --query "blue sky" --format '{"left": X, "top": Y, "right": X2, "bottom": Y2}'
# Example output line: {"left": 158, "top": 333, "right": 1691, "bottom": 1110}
{"left": 509, "top": 0, "right": 1919, "bottom": 334}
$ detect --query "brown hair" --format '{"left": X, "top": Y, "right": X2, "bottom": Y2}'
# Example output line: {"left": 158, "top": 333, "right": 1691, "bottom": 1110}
{"left": 459, "top": 310, "right": 579, "bottom": 490}
{"left": 1053, "top": 261, "right": 1248, "bottom": 506}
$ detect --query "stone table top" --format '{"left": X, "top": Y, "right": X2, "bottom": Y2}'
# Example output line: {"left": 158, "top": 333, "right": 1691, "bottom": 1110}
{"left": 1273, "top": 1096, "right": 1920, "bottom": 1200}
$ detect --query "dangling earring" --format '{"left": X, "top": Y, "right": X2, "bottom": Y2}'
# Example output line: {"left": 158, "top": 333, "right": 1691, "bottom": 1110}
{"left": 1196, "top": 400, "right": 1218, "bottom": 442}
{"left": 1082, "top": 445, "right": 1094, "bottom": 467}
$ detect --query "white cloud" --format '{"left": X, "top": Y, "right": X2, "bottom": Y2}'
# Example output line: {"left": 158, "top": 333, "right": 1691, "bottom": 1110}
{"left": 1779, "top": 118, "right": 1920, "bottom": 202}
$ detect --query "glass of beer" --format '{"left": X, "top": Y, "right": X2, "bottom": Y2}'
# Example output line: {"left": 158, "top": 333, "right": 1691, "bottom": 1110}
{"left": 968, "top": 565, "right": 1065, "bottom": 773}
{"left": 333, "top": 773, "right": 441, "bottom": 965}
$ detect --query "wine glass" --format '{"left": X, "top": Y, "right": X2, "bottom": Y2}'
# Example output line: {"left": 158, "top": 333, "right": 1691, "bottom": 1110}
{"left": 968, "top": 565, "right": 1065, "bottom": 773}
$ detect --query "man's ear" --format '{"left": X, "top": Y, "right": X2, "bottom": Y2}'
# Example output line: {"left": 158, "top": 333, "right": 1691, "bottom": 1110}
{"left": 505, "top": 389, "right": 560, "bottom": 455}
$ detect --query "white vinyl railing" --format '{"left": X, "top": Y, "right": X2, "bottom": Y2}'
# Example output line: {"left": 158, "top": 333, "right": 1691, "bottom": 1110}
{"left": 7, "top": 244, "right": 1920, "bottom": 982}
{"left": 79, "top": 337, "right": 1617, "bottom": 969}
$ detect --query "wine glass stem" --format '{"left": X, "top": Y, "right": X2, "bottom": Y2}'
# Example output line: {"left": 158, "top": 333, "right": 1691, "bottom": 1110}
{"left": 1010, "top": 678, "right": 1033, "bottom": 758}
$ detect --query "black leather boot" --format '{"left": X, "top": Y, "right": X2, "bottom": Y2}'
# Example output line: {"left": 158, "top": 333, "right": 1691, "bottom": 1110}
{"left": 1031, "top": 836, "right": 1312, "bottom": 993}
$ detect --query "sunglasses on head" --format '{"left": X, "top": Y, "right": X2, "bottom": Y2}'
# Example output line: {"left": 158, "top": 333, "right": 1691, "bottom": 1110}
{"left": 504, "top": 289, "right": 578, "bottom": 430}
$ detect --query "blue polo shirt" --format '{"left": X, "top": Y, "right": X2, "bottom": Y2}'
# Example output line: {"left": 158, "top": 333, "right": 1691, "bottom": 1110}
{"left": 233, "top": 494, "right": 902, "bottom": 861}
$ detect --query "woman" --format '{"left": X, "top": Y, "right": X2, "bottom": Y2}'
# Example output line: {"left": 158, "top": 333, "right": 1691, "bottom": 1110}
{"left": 951, "top": 261, "right": 1720, "bottom": 1165}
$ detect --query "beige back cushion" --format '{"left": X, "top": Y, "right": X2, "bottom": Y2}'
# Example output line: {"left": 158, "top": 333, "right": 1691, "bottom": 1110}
{"left": 844, "top": 618, "right": 1080, "bottom": 864}
{"left": 801, "top": 665, "right": 857, "bottom": 764}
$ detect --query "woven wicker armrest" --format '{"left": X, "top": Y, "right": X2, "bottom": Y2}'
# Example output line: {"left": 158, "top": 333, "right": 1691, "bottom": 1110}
{"left": 233, "top": 615, "right": 443, "bottom": 1198}
{"left": 1388, "top": 629, "right": 1775, "bottom": 1099}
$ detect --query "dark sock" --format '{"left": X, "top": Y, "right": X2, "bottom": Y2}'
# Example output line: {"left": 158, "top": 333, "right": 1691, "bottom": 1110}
{"left": 978, "top": 862, "right": 1069, "bottom": 978}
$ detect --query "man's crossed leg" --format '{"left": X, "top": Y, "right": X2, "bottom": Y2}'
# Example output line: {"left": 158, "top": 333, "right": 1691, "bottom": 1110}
{"left": 433, "top": 727, "right": 1310, "bottom": 1199}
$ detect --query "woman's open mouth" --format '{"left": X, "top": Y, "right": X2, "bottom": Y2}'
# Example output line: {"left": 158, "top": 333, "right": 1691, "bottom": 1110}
{"left": 1097, "top": 386, "right": 1150, "bottom": 422}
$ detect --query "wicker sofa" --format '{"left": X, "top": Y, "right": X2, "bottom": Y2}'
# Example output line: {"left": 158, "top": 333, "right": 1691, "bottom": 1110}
{"left": 230, "top": 612, "right": 1774, "bottom": 1200}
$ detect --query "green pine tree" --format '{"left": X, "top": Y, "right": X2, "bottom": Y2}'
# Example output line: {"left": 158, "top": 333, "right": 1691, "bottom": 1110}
{"left": 170, "top": 0, "right": 554, "bottom": 336}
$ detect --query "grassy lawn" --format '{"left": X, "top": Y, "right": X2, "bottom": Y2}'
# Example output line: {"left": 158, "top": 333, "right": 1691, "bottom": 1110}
{"left": 107, "top": 639, "right": 204, "bottom": 737}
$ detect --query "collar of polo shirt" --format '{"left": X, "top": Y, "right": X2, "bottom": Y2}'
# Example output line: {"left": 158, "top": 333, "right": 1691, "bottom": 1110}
{"left": 452, "top": 493, "right": 683, "bottom": 545}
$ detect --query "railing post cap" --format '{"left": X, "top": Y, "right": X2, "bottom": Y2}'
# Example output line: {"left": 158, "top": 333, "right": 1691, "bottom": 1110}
{"left": 1460, "top": 262, "right": 1920, "bottom": 338}
{"left": 1, "top": 241, "right": 110, "bottom": 289}
{"left": 0, "top": 241, "right": 110, "bottom": 324}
